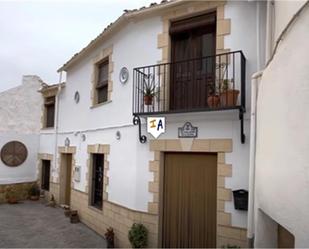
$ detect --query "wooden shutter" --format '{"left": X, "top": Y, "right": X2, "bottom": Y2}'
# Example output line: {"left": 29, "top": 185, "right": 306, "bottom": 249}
{"left": 170, "top": 12, "right": 216, "bottom": 111}
{"left": 170, "top": 12, "right": 216, "bottom": 35}
{"left": 45, "top": 96, "right": 55, "bottom": 128}
{"left": 97, "top": 60, "right": 109, "bottom": 103}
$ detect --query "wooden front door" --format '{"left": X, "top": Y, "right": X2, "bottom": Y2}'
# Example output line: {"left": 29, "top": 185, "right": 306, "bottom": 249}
{"left": 278, "top": 225, "right": 295, "bottom": 248}
{"left": 170, "top": 13, "right": 216, "bottom": 111}
{"left": 162, "top": 153, "right": 217, "bottom": 248}
{"left": 59, "top": 154, "right": 72, "bottom": 206}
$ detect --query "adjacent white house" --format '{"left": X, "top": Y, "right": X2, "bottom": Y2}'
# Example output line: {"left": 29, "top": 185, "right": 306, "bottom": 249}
{"left": 38, "top": 1, "right": 268, "bottom": 247}
{"left": 0, "top": 75, "right": 43, "bottom": 201}
{"left": 248, "top": 0, "right": 309, "bottom": 248}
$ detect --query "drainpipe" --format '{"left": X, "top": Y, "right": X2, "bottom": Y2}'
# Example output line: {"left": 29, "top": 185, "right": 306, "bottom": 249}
{"left": 265, "top": 0, "right": 274, "bottom": 62}
{"left": 256, "top": 0, "right": 261, "bottom": 70}
{"left": 54, "top": 71, "right": 63, "bottom": 171}
{"left": 247, "top": 70, "right": 263, "bottom": 246}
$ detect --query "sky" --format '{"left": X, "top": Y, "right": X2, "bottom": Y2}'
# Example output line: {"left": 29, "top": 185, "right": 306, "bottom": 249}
{"left": 0, "top": 0, "right": 159, "bottom": 92}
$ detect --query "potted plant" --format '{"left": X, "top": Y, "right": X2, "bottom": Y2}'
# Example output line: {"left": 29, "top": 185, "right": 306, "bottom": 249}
{"left": 222, "top": 244, "right": 240, "bottom": 248}
{"left": 128, "top": 223, "right": 148, "bottom": 248}
{"left": 105, "top": 227, "right": 115, "bottom": 248}
{"left": 207, "top": 84, "right": 220, "bottom": 108}
{"left": 5, "top": 187, "right": 18, "bottom": 204}
{"left": 220, "top": 79, "right": 239, "bottom": 107}
{"left": 140, "top": 75, "right": 157, "bottom": 106}
{"left": 28, "top": 183, "right": 40, "bottom": 201}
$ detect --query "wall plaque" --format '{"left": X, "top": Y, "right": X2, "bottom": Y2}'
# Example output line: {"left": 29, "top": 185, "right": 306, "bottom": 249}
{"left": 178, "top": 122, "right": 198, "bottom": 138}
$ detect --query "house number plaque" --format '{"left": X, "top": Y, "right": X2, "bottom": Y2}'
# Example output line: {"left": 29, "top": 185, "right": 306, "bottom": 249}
{"left": 178, "top": 122, "right": 198, "bottom": 138}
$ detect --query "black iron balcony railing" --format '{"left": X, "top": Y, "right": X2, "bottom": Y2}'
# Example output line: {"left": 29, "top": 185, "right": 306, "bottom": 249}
{"left": 132, "top": 50, "right": 246, "bottom": 144}
{"left": 133, "top": 50, "right": 246, "bottom": 115}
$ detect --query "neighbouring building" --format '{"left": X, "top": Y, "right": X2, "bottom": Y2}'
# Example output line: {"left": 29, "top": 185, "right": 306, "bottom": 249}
{"left": 38, "top": 0, "right": 268, "bottom": 247}
{"left": 0, "top": 75, "right": 44, "bottom": 202}
{"left": 248, "top": 0, "right": 309, "bottom": 248}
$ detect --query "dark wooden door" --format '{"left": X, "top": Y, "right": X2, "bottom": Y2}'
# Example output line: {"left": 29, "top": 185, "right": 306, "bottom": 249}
{"left": 170, "top": 13, "right": 216, "bottom": 111}
{"left": 162, "top": 153, "right": 217, "bottom": 248}
{"left": 64, "top": 154, "right": 72, "bottom": 205}
{"left": 41, "top": 160, "right": 50, "bottom": 191}
{"left": 59, "top": 154, "right": 72, "bottom": 206}
{"left": 91, "top": 154, "right": 104, "bottom": 209}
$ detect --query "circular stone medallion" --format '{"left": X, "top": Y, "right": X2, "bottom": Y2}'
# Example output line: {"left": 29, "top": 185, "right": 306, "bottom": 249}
{"left": 1, "top": 141, "right": 28, "bottom": 167}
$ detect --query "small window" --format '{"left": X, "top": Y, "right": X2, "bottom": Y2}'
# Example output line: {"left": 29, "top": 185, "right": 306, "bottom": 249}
{"left": 96, "top": 60, "right": 109, "bottom": 104}
{"left": 41, "top": 160, "right": 50, "bottom": 191}
{"left": 91, "top": 154, "right": 104, "bottom": 209}
{"left": 44, "top": 96, "right": 55, "bottom": 128}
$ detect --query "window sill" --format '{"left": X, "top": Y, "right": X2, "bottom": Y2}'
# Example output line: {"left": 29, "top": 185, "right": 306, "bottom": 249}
{"left": 88, "top": 204, "right": 103, "bottom": 213}
{"left": 41, "top": 127, "right": 55, "bottom": 131}
{"left": 91, "top": 100, "right": 112, "bottom": 109}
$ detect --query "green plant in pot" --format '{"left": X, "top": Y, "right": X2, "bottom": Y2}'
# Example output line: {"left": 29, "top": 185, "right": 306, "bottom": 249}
{"left": 29, "top": 183, "right": 40, "bottom": 201}
{"left": 104, "top": 227, "right": 115, "bottom": 248}
{"left": 140, "top": 75, "right": 157, "bottom": 106}
{"left": 220, "top": 78, "right": 239, "bottom": 107}
{"left": 128, "top": 223, "right": 148, "bottom": 248}
{"left": 207, "top": 84, "right": 220, "bottom": 108}
{"left": 5, "top": 186, "right": 18, "bottom": 204}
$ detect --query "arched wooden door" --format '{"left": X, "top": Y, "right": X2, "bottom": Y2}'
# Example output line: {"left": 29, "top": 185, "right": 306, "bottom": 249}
{"left": 162, "top": 153, "right": 217, "bottom": 248}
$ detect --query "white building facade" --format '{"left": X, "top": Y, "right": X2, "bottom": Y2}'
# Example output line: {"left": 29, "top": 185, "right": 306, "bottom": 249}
{"left": 0, "top": 75, "right": 43, "bottom": 201}
{"left": 249, "top": 0, "right": 309, "bottom": 248}
{"left": 39, "top": 1, "right": 267, "bottom": 247}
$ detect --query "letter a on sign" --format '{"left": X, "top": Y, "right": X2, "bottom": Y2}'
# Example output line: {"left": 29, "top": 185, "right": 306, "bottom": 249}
{"left": 147, "top": 117, "right": 165, "bottom": 138}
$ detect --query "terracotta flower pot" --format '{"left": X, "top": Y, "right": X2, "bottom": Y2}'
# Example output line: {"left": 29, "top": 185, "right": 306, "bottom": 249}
{"left": 220, "top": 89, "right": 240, "bottom": 107}
{"left": 30, "top": 195, "right": 40, "bottom": 201}
{"left": 144, "top": 95, "right": 153, "bottom": 106}
{"left": 64, "top": 209, "right": 71, "bottom": 217}
{"left": 8, "top": 197, "right": 18, "bottom": 204}
{"left": 207, "top": 95, "right": 220, "bottom": 108}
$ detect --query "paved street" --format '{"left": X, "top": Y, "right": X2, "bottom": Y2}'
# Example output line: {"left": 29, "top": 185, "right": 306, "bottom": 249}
{"left": 0, "top": 201, "right": 107, "bottom": 248}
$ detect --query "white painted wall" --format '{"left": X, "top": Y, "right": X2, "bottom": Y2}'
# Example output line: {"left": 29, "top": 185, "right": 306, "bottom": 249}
{"left": 225, "top": 0, "right": 267, "bottom": 111}
{"left": 0, "top": 132, "right": 39, "bottom": 184}
{"left": 58, "top": 17, "right": 162, "bottom": 132}
{"left": 254, "top": 3, "right": 309, "bottom": 247}
{"left": 273, "top": 0, "right": 307, "bottom": 47}
{"left": 0, "top": 75, "right": 43, "bottom": 184}
{"left": 39, "top": 1, "right": 264, "bottom": 229}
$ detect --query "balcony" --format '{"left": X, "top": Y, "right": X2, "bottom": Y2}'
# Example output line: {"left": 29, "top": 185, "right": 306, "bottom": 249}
{"left": 132, "top": 50, "right": 246, "bottom": 143}
{"left": 133, "top": 50, "right": 246, "bottom": 115}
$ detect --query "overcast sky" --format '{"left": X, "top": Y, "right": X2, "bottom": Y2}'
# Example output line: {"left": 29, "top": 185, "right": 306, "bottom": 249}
{"left": 0, "top": 0, "right": 158, "bottom": 92}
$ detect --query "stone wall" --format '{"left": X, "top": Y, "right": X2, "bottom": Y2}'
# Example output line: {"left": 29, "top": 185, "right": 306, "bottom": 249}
{"left": 0, "top": 75, "right": 43, "bottom": 133}
{"left": 0, "top": 182, "right": 36, "bottom": 203}
{"left": 70, "top": 188, "right": 158, "bottom": 248}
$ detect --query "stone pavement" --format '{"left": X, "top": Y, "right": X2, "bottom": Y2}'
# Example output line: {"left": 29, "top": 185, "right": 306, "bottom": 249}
{"left": 0, "top": 201, "right": 107, "bottom": 248}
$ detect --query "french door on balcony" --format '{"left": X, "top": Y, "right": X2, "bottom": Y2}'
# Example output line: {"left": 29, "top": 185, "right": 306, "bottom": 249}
{"left": 170, "top": 12, "right": 216, "bottom": 111}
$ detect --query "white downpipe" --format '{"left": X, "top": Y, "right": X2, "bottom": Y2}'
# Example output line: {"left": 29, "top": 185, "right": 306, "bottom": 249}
{"left": 265, "top": 0, "right": 274, "bottom": 62}
{"left": 54, "top": 72, "right": 63, "bottom": 170}
{"left": 247, "top": 71, "right": 263, "bottom": 242}
{"left": 256, "top": 0, "right": 261, "bottom": 70}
